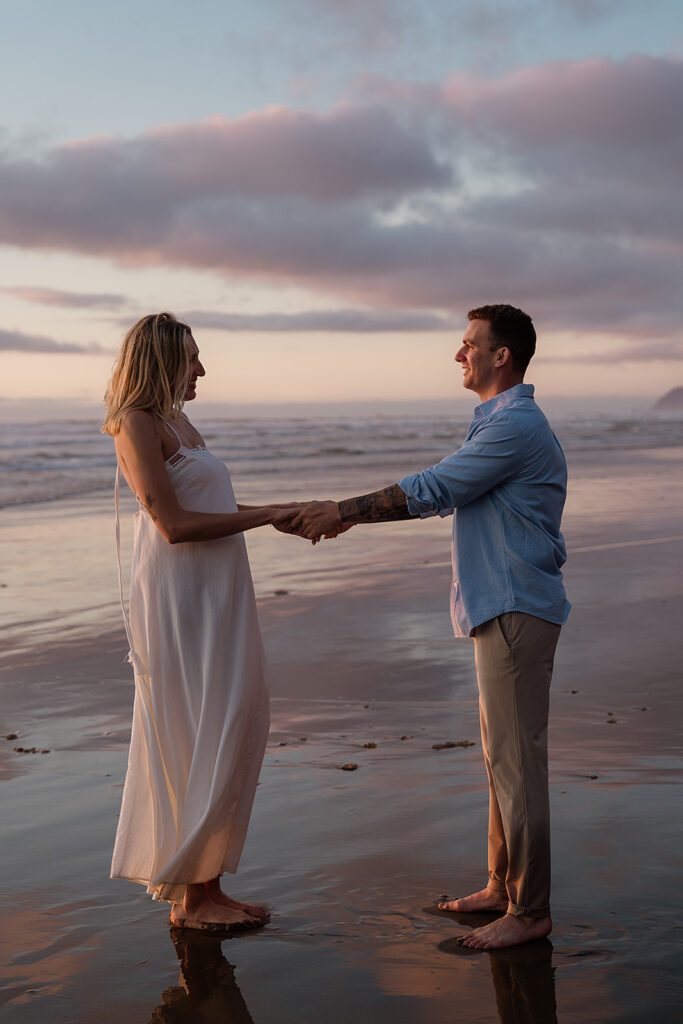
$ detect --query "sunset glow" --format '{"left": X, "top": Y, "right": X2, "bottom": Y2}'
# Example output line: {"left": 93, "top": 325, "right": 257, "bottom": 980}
{"left": 1, "top": 1, "right": 681, "bottom": 417}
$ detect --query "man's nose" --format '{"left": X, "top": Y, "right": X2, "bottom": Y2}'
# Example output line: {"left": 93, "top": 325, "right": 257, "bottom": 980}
{"left": 455, "top": 347, "right": 466, "bottom": 362}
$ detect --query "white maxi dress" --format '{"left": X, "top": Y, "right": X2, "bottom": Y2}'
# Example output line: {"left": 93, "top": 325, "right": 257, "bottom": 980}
{"left": 111, "top": 427, "right": 270, "bottom": 903}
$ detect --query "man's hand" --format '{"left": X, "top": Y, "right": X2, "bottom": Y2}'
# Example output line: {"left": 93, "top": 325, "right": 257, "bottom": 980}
{"left": 291, "top": 500, "right": 341, "bottom": 540}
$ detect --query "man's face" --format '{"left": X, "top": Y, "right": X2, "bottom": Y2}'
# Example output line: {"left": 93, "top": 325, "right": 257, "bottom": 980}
{"left": 455, "top": 319, "right": 500, "bottom": 398}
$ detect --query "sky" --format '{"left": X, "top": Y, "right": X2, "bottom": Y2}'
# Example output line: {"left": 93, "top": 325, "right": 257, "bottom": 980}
{"left": 1, "top": 0, "right": 682, "bottom": 418}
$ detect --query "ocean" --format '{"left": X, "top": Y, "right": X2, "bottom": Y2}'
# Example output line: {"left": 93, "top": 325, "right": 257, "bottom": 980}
{"left": 3, "top": 410, "right": 683, "bottom": 509}
{"left": 2, "top": 411, "right": 683, "bottom": 665}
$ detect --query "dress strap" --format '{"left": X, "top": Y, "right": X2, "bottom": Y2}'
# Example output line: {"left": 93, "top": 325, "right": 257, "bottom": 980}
{"left": 115, "top": 466, "right": 146, "bottom": 678}
{"left": 166, "top": 419, "right": 184, "bottom": 446}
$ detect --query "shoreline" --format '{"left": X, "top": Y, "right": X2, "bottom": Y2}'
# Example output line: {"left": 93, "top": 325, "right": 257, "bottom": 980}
{"left": 1, "top": 445, "right": 682, "bottom": 1022}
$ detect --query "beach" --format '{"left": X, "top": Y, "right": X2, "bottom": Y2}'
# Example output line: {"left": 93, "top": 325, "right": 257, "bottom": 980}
{"left": 1, "top": 415, "right": 682, "bottom": 1023}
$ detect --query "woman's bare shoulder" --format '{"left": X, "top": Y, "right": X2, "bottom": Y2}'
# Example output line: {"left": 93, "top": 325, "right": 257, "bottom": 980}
{"left": 118, "top": 408, "right": 159, "bottom": 437}
{"left": 116, "top": 410, "right": 166, "bottom": 458}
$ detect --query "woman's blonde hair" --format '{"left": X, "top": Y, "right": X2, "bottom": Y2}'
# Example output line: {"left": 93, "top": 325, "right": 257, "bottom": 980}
{"left": 102, "top": 312, "right": 191, "bottom": 436}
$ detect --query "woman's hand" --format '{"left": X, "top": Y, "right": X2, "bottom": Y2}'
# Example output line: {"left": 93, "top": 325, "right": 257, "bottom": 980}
{"left": 312, "top": 522, "right": 355, "bottom": 545}
{"left": 271, "top": 508, "right": 303, "bottom": 536}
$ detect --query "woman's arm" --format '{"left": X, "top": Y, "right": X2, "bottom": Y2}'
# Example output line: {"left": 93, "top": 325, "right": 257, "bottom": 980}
{"left": 237, "top": 502, "right": 304, "bottom": 511}
{"left": 115, "top": 410, "right": 288, "bottom": 544}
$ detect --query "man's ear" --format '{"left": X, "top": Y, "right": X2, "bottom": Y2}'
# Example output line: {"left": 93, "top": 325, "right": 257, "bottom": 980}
{"left": 494, "top": 345, "right": 511, "bottom": 367}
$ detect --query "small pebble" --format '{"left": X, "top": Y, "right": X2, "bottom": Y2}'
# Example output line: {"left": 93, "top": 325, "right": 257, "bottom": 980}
{"left": 363, "top": 742, "right": 377, "bottom": 749}
{"left": 5, "top": 732, "right": 18, "bottom": 740}
{"left": 432, "top": 740, "right": 475, "bottom": 750}
{"left": 340, "top": 763, "right": 358, "bottom": 771}
{"left": 274, "top": 589, "right": 289, "bottom": 596}
{"left": 400, "top": 735, "right": 411, "bottom": 741}
{"left": 278, "top": 741, "right": 288, "bottom": 746}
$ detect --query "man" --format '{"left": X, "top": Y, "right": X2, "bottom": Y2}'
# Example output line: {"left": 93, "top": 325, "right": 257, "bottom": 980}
{"left": 289, "top": 304, "right": 570, "bottom": 950}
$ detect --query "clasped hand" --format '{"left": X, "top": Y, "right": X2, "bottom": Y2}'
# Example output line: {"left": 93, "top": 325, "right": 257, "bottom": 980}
{"left": 272, "top": 500, "right": 351, "bottom": 542}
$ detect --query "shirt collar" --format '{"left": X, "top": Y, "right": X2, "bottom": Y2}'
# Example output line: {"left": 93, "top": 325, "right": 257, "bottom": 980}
{"left": 473, "top": 383, "right": 535, "bottom": 421}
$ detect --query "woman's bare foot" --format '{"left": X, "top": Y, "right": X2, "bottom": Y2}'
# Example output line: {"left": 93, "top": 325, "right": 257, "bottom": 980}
{"left": 170, "top": 900, "right": 259, "bottom": 931}
{"left": 456, "top": 912, "right": 552, "bottom": 949}
{"left": 169, "top": 881, "right": 265, "bottom": 932}
{"left": 438, "top": 887, "right": 508, "bottom": 913}
{"left": 203, "top": 878, "right": 270, "bottom": 920}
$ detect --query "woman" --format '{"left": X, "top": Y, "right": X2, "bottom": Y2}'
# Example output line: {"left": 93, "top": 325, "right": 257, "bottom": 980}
{"left": 103, "top": 312, "right": 294, "bottom": 931}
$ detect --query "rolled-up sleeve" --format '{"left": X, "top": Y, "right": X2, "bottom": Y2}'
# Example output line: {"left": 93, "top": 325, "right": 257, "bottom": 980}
{"left": 398, "top": 417, "right": 525, "bottom": 515}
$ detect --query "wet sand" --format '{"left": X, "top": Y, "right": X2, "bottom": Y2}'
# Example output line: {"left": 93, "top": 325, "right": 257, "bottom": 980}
{"left": 1, "top": 445, "right": 682, "bottom": 1023}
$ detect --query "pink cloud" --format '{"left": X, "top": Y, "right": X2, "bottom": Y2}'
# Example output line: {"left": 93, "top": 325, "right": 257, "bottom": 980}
{"left": 442, "top": 55, "right": 682, "bottom": 151}
{"left": 0, "top": 56, "right": 680, "bottom": 340}
{"left": 1, "top": 287, "right": 126, "bottom": 310}
{"left": 180, "top": 307, "right": 453, "bottom": 332}
{"left": 0, "top": 328, "right": 111, "bottom": 354}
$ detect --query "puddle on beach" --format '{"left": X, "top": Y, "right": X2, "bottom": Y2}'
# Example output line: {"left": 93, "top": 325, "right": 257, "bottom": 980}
{"left": 1, "top": 883, "right": 680, "bottom": 1024}
{"left": 1, "top": 727, "right": 681, "bottom": 1024}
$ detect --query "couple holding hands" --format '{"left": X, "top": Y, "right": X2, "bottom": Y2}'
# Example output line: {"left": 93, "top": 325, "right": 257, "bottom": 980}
{"left": 104, "top": 303, "right": 568, "bottom": 950}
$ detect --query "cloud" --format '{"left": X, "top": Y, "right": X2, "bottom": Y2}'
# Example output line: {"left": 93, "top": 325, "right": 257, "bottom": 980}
{"left": 291, "top": 0, "right": 406, "bottom": 52}
{"left": 441, "top": 55, "right": 681, "bottom": 156}
{"left": 555, "top": 0, "right": 623, "bottom": 21}
{"left": 0, "top": 56, "right": 681, "bottom": 340}
{"left": 0, "top": 328, "right": 112, "bottom": 355}
{"left": 459, "top": 0, "right": 629, "bottom": 35}
{"left": 0, "top": 105, "right": 449, "bottom": 223}
{"left": 181, "top": 308, "right": 454, "bottom": 332}
{"left": 544, "top": 337, "right": 683, "bottom": 362}
{"left": 1, "top": 286, "right": 127, "bottom": 309}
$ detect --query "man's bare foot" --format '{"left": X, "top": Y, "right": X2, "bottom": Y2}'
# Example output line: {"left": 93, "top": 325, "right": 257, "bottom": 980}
{"left": 169, "top": 899, "right": 261, "bottom": 932}
{"left": 203, "top": 878, "right": 270, "bottom": 920}
{"left": 438, "top": 887, "right": 508, "bottom": 913}
{"left": 456, "top": 912, "right": 552, "bottom": 949}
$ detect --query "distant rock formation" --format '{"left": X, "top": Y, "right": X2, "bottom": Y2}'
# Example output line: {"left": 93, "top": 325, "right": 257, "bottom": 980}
{"left": 652, "top": 386, "right": 683, "bottom": 412}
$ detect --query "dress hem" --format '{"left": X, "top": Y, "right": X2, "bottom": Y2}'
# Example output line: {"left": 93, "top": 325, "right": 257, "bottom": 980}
{"left": 110, "top": 868, "right": 238, "bottom": 904}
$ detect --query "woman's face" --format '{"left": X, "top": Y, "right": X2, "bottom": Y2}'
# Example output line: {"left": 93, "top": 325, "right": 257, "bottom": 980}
{"left": 184, "top": 332, "right": 205, "bottom": 402}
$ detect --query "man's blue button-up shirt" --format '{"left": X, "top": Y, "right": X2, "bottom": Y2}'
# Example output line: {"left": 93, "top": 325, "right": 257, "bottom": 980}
{"left": 398, "top": 384, "right": 570, "bottom": 638}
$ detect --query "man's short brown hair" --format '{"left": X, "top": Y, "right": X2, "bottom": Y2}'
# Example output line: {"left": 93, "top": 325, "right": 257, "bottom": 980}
{"left": 468, "top": 304, "right": 536, "bottom": 375}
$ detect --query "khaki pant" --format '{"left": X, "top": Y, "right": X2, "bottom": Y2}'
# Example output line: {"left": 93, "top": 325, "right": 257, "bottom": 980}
{"left": 473, "top": 612, "right": 561, "bottom": 918}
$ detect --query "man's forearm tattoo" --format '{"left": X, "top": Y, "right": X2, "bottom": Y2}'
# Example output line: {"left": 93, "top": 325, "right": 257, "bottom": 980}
{"left": 338, "top": 484, "right": 414, "bottom": 524}
{"left": 144, "top": 493, "right": 158, "bottom": 522}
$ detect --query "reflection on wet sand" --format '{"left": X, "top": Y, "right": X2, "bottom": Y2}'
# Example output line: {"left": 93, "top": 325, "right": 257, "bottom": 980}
{"left": 147, "top": 928, "right": 254, "bottom": 1024}
{"left": 439, "top": 924, "right": 557, "bottom": 1024}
